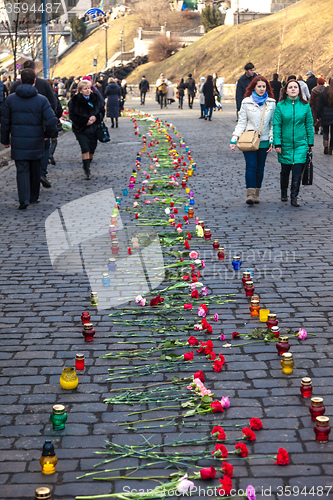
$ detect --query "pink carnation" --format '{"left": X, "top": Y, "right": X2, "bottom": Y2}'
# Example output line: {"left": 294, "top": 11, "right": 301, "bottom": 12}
{"left": 298, "top": 328, "right": 307, "bottom": 340}
{"left": 221, "top": 397, "right": 230, "bottom": 408}
{"left": 189, "top": 251, "right": 199, "bottom": 259}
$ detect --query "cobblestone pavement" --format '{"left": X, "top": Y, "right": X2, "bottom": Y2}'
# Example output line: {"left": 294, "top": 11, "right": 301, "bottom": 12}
{"left": 1, "top": 95, "right": 333, "bottom": 500}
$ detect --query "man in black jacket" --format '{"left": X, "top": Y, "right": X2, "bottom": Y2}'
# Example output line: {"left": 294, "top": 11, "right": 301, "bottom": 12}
{"left": 1, "top": 69, "right": 57, "bottom": 209}
{"left": 306, "top": 71, "right": 318, "bottom": 93}
{"left": 236, "top": 62, "right": 257, "bottom": 112}
{"left": 185, "top": 74, "right": 196, "bottom": 109}
{"left": 10, "top": 60, "right": 57, "bottom": 188}
{"left": 139, "top": 76, "right": 149, "bottom": 105}
{"left": 270, "top": 73, "right": 282, "bottom": 103}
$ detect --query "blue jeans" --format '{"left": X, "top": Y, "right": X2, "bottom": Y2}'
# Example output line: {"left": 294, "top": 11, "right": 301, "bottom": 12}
{"left": 205, "top": 107, "right": 213, "bottom": 119}
{"left": 243, "top": 147, "right": 268, "bottom": 189}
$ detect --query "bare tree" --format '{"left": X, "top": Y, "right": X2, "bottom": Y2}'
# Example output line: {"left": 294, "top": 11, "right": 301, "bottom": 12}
{"left": 133, "top": 0, "right": 171, "bottom": 28}
{"left": 148, "top": 34, "right": 178, "bottom": 62}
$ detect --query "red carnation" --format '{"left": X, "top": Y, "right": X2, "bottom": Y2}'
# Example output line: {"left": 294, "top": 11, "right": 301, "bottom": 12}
{"left": 275, "top": 448, "right": 289, "bottom": 465}
{"left": 249, "top": 418, "right": 263, "bottom": 430}
{"left": 218, "top": 476, "right": 233, "bottom": 496}
{"left": 193, "top": 370, "right": 204, "bottom": 382}
{"left": 212, "top": 426, "right": 226, "bottom": 441}
{"left": 207, "top": 351, "right": 216, "bottom": 360}
{"left": 221, "top": 463, "right": 233, "bottom": 478}
{"left": 235, "top": 442, "right": 249, "bottom": 458}
{"left": 184, "top": 240, "right": 190, "bottom": 249}
{"left": 201, "top": 318, "right": 208, "bottom": 329}
{"left": 232, "top": 331, "right": 240, "bottom": 338}
{"left": 187, "top": 233, "right": 191, "bottom": 239}
{"left": 135, "top": 213, "right": 139, "bottom": 219}
{"left": 128, "top": 248, "right": 132, "bottom": 254}
{"left": 210, "top": 401, "right": 224, "bottom": 413}
{"left": 200, "top": 304, "right": 208, "bottom": 313}
{"left": 183, "top": 275, "right": 190, "bottom": 281}
{"left": 242, "top": 427, "right": 256, "bottom": 441}
{"left": 200, "top": 466, "right": 216, "bottom": 480}
{"left": 184, "top": 303, "right": 193, "bottom": 310}
{"left": 183, "top": 352, "right": 194, "bottom": 361}
{"left": 173, "top": 209, "right": 178, "bottom": 214}
{"left": 183, "top": 215, "right": 189, "bottom": 222}
{"left": 213, "top": 359, "right": 224, "bottom": 372}
{"left": 192, "top": 276, "right": 198, "bottom": 283}
{"left": 170, "top": 202, "right": 174, "bottom": 207}
{"left": 196, "top": 341, "right": 206, "bottom": 354}
{"left": 191, "top": 264, "right": 195, "bottom": 271}
{"left": 135, "top": 194, "right": 140, "bottom": 199}
{"left": 191, "top": 290, "right": 199, "bottom": 299}
{"left": 197, "top": 270, "right": 201, "bottom": 278}
{"left": 206, "top": 324, "right": 213, "bottom": 334}
{"left": 150, "top": 295, "right": 163, "bottom": 307}
{"left": 212, "top": 443, "right": 228, "bottom": 458}
{"left": 188, "top": 336, "right": 199, "bottom": 346}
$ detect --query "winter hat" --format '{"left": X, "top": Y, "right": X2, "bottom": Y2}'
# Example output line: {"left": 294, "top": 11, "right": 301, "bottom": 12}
{"left": 200, "top": 77, "right": 205, "bottom": 81}
{"left": 317, "top": 77, "right": 325, "bottom": 85}
{"left": 306, "top": 71, "right": 314, "bottom": 76}
{"left": 82, "top": 75, "right": 92, "bottom": 82}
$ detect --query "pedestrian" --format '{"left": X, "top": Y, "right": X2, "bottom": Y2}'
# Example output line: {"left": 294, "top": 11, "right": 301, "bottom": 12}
{"left": 236, "top": 62, "right": 257, "bottom": 112}
{"left": 155, "top": 73, "right": 164, "bottom": 105}
{"left": 270, "top": 73, "right": 281, "bottom": 102}
{"left": 317, "top": 77, "right": 333, "bottom": 155}
{"left": 104, "top": 77, "right": 121, "bottom": 128}
{"left": 202, "top": 75, "right": 215, "bottom": 121}
{"left": 197, "top": 76, "right": 205, "bottom": 118}
{"left": 309, "top": 77, "right": 326, "bottom": 134}
{"left": 57, "top": 79, "right": 65, "bottom": 98}
{"left": 185, "top": 73, "right": 196, "bottom": 109}
{"left": 305, "top": 71, "right": 318, "bottom": 93}
{"left": 166, "top": 80, "right": 175, "bottom": 105}
{"left": 177, "top": 77, "right": 186, "bottom": 109}
{"left": 10, "top": 60, "right": 57, "bottom": 189}
{"left": 1, "top": 68, "right": 57, "bottom": 209}
{"left": 139, "top": 75, "right": 149, "bottom": 105}
{"left": 68, "top": 79, "right": 105, "bottom": 180}
{"left": 47, "top": 79, "right": 63, "bottom": 166}
{"left": 156, "top": 74, "right": 168, "bottom": 109}
{"left": 273, "top": 79, "right": 314, "bottom": 207}
{"left": 230, "top": 75, "right": 276, "bottom": 205}
{"left": 69, "top": 77, "right": 80, "bottom": 98}
{"left": 215, "top": 77, "right": 224, "bottom": 111}
{"left": 298, "top": 75, "right": 310, "bottom": 101}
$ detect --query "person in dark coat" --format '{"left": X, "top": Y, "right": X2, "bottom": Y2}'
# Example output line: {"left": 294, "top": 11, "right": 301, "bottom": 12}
{"left": 270, "top": 73, "right": 282, "bottom": 102}
{"left": 236, "top": 62, "right": 257, "bottom": 112}
{"left": 1, "top": 68, "right": 57, "bottom": 209}
{"left": 139, "top": 76, "right": 149, "bottom": 105}
{"left": 306, "top": 71, "right": 318, "bottom": 93}
{"left": 177, "top": 77, "right": 186, "bottom": 109}
{"left": 185, "top": 73, "right": 196, "bottom": 108}
{"left": 68, "top": 79, "right": 105, "bottom": 180}
{"left": 104, "top": 78, "right": 121, "bottom": 128}
{"left": 202, "top": 75, "right": 215, "bottom": 121}
{"left": 10, "top": 59, "right": 57, "bottom": 189}
{"left": 309, "top": 77, "right": 325, "bottom": 134}
{"left": 47, "top": 79, "right": 63, "bottom": 166}
{"left": 317, "top": 78, "right": 333, "bottom": 155}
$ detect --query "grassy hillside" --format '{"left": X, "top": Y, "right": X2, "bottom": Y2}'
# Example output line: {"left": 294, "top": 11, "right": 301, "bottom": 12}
{"left": 127, "top": 0, "right": 333, "bottom": 84}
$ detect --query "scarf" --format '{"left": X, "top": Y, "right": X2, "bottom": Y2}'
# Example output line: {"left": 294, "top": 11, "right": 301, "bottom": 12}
{"left": 252, "top": 91, "right": 268, "bottom": 106}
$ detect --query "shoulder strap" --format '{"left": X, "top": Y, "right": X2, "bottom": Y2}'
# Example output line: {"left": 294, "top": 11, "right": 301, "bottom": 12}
{"left": 258, "top": 102, "right": 267, "bottom": 137}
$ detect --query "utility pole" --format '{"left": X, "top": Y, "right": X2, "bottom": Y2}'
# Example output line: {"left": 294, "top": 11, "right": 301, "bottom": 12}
{"left": 41, "top": 0, "right": 50, "bottom": 78}
{"left": 102, "top": 23, "right": 109, "bottom": 69}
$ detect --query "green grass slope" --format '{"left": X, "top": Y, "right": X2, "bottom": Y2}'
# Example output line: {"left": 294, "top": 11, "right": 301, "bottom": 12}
{"left": 127, "top": 0, "right": 333, "bottom": 84}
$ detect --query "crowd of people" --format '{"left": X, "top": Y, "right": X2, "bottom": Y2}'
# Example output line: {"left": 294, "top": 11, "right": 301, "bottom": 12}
{"left": 0, "top": 58, "right": 332, "bottom": 211}
{"left": 230, "top": 62, "right": 333, "bottom": 207}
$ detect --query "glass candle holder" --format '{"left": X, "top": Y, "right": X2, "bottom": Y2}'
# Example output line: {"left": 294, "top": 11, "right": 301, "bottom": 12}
{"left": 75, "top": 353, "right": 85, "bottom": 370}
{"left": 188, "top": 168, "right": 193, "bottom": 176}
{"left": 213, "top": 239, "right": 219, "bottom": 250}
{"left": 82, "top": 323, "right": 95, "bottom": 342}
{"left": 188, "top": 208, "right": 194, "bottom": 218}
{"left": 259, "top": 308, "right": 270, "bottom": 322}
{"left": 300, "top": 377, "right": 312, "bottom": 398}
{"left": 232, "top": 256, "right": 242, "bottom": 270}
{"left": 90, "top": 292, "right": 98, "bottom": 307}
{"left": 249, "top": 299, "right": 260, "bottom": 317}
{"left": 50, "top": 404, "right": 67, "bottom": 430}
{"left": 266, "top": 313, "right": 278, "bottom": 329}
{"left": 185, "top": 187, "right": 190, "bottom": 194}
{"left": 35, "top": 487, "right": 52, "bottom": 500}
{"left": 116, "top": 197, "right": 121, "bottom": 206}
{"left": 281, "top": 352, "right": 294, "bottom": 374}
{"left": 102, "top": 273, "right": 110, "bottom": 287}
{"left": 81, "top": 311, "right": 90, "bottom": 324}
{"left": 40, "top": 440, "right": 57, "bottom": 475}
{"left": 271, "top": 326, "right": 280, "bottom": 338}
{"left": 109, "top": 224, "right": 116, "bottom": 236}
{"left": 314, "top": 416, "right": 330, "bottom": 442}
{"left": 59, "top": 367, "right": 79, "bottom": 390}
{"left": 184, "top": 204, "right": 189, "bottom": 213}
{"left": 108, "top": 258, "right": 117, "bottom": 272}
{"left": 198, "top": 220, "right": 205, "bottom": 229}
{"left": 252, "top": 295, "right": 260, "bottom": 303}
{"left": 110, "top": 216, "right": 117, "bottom": 226}
{"left": 111, "top": 240, "right": 119, "bottom": 254}
{"left": 242, "top": 272, "right": 251, "bottom": 286}
{"left": 244, "top": 281, "right": 255, "bottom": 297}
{"left": 189, "top": 197, "right": 195, "bottom": 205}
{"left": 276, "top": 335, "right": 290, "bottom": 355}
{"left": 309, "top": 397, "right": 325, "bottom": 421}
{"left": 204, "top": 229, "right": 212, "bottom": 241}
{"left": 217, "top": 247, "right": 225, "bottom": 260}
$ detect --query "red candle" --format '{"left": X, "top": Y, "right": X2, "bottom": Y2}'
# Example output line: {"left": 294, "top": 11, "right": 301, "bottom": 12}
{"left": 81, "top": 312, "right": 90, "bottom": 324}
{"left": 75, "top": 353, "right": 85, "bottom": 370}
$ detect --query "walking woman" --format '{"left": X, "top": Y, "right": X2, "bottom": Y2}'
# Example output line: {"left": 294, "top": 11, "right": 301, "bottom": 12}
{"left": 104, "top": 77, "right": 121, "bottom": 128}
{"left": 202, "top": 75, "right": 215, "bottom": 121}
{"left": 317, "top": 77, "right": 333, "bottom": 155}
{"left": 68, "top": 79, "right": 105, "bottom": 180}
{"left": 273, "top": 79, "right": 314, "bottom": 207}
{"left": 197, "top": 76, "right": 205, "bottom": 118}
{"left": 177, "top": 78, "right": 186, "bottom": 109}
{"left": 230, "top": 75, "right": 276, "bottom": 204}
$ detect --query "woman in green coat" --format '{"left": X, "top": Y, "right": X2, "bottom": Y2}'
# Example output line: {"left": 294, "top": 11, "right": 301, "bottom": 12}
{"left": 273, "top": 79, "right": 314, "bottom": 207}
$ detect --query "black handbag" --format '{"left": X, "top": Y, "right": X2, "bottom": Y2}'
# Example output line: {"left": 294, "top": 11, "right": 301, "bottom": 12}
{"left": 96, "top": 119, "right": 110, "bottom": 143}
{"left": 302, "top": 149, "right": 313, "bottom": 185}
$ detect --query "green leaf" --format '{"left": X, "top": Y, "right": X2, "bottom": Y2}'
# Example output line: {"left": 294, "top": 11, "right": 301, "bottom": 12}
{"left": 184, "top": 409, "right": 196, "bottom": 417}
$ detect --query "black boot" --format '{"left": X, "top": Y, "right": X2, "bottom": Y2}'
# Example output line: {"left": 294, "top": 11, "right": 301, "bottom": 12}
{"left": 116, "top": 118, "right": 118, "bottom": 128}
{"left": 280, "top": 168, "right": 289, "bottom": 201}
{"left": 82, "top": 159, "right": 91, "bottom": 180}
{"left": 111, "top": 118, "right": 114, "bottom": 128}
{"left": 290, "top": 173, "right": 301, "bottom": 207}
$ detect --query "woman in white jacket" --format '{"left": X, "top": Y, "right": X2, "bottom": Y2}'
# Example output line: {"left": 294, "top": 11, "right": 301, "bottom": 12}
{"left": 230, "top": 76, "right": 276, "bottom": 204}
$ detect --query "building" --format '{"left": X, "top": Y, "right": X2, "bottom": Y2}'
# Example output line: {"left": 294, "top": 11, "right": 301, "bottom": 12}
{"left": 225, "top": 0, "right": 300, "bottom": 24}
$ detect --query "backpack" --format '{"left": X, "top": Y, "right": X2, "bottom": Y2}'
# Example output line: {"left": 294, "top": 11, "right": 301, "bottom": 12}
{"left": 0, "top": 81, "right": 3, "bottom": 103}
{"left": 158, "top": 82, "right": 167, "bottom": 94}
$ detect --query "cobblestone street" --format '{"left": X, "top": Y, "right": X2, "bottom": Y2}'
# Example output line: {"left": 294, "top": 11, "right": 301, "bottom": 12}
{"left": 1, "top": 95, "right": 333, "bottom": 500}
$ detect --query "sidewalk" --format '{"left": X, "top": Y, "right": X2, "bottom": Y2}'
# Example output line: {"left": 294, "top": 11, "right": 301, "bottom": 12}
{"left": 0, "top": 97, "right": 332, "bottom": 500}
